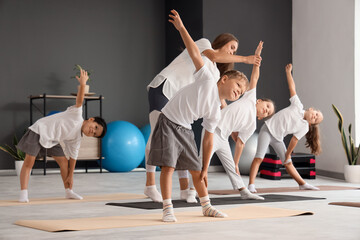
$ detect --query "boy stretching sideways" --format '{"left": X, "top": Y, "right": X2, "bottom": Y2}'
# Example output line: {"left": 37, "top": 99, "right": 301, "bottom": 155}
{"left": 148, "top": 10, "right": 248, "bottom": 222}
{"left": 17, "top": 68, "right": 107, "bottom": 203}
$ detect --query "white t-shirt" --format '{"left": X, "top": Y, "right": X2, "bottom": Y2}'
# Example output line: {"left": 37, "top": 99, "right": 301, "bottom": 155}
{"left": 162, "top": 65, "right": 221, "bottom": 133}
{"left": 265, "top": 95, "right": 309, "bottom": 142}
{"left": 147, "top": 38, "right": 219, "bottom": 100}
{"left": 216, "top": 88, "right": 257, "bottom": 143}
{"left": 29, "top": 106, "right": 84, "bottom": 159}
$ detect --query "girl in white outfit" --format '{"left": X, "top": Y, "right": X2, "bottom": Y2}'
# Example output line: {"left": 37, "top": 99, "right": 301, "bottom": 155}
{"left": 189, "top": 41, "right": 275, "bottom": 202}
{"left": 145, "top": 28, "right": 262, "bottom": 203}
{"left": 248, "top": 63, "right": 323, "bottom": 193}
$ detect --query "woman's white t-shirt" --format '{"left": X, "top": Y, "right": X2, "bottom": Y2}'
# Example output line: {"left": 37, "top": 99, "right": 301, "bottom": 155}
{"left": 29, "top": 106, "right": 83, "bottom": 159}
{"left": 162, "top": 65, "right": 221, "bottom": 133}
{"left": 265, "top": 95, "right": 309, "bottom": 141}
{"left": 147, "top": 38, "right": 220, "bottom": 100}
{"left": 216, "top": 88, "right": 257, "bottom": 143}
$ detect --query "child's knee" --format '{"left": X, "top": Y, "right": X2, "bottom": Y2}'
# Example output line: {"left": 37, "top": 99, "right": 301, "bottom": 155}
{"left": 253, "top": 158, "right": 263, "bottom": 165}
{"left": 161, "top": 166, "right": 174, "bottom": 174}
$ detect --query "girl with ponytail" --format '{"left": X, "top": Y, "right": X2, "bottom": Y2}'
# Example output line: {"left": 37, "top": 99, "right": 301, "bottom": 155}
{"left": 248, "top": 63, "right": 323, "bottom": 193}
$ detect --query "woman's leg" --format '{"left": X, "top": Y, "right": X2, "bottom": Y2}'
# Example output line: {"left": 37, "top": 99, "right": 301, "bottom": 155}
{"left": 144, "top": 110, "right": 163, "bottom": 202}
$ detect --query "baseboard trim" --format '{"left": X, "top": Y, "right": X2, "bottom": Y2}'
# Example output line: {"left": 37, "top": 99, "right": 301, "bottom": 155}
{"left": 317, "top": 169, "right": 345, "bottom": 180}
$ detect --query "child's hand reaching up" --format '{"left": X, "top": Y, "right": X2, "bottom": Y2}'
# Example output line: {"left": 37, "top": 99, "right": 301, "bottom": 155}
{"left": 254, "top": 41, "right": 263, "bottom": 66}
{"left": 168, "top": 10, "right": 184, "bottom": 31}
{"left": 285, "top": 63, "right": 292, "bottom": 73}
{"left": 255, "top": 41, "right": 263, "bottom": 56}
{"left": 75, "top": 68, "right": 89, "bottom": 107}
{"left": 76, "top": 68, "right": 89, "bottom": 86}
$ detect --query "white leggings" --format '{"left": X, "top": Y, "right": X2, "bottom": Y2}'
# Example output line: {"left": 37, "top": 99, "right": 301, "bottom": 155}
{"left": 145, "top": 110, "right": 188, "bottom": 178}
{"left": 190, "top": 128, "right": 245, "bottom": 190}
{"left": 254, "top": 124, "right": 292, "bottom": 164}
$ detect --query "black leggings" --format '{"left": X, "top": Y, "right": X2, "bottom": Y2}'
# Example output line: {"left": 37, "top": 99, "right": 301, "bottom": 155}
{"left": 148, "top": 80, "right": 169, "bottom": 113}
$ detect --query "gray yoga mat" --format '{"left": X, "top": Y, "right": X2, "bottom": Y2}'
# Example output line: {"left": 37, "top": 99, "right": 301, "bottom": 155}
{"left": 106, "top": 194, "right": 326, "bottom": 210}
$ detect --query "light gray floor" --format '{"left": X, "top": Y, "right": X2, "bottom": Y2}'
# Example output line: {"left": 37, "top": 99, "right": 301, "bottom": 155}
{"left": 0, "top": 169, "right": 360, "bottom": 240}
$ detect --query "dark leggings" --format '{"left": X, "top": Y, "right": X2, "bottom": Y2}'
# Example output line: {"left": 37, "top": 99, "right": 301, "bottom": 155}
{"left": 148, "top": 80, "right": 169, "bottom": 113}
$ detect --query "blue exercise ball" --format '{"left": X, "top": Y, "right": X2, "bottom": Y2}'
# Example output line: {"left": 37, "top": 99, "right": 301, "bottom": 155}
{"left": 47, "top": 111, "right": 61, "bottom": 116}
{"left": 138, "top": 124, "right": 151, "bottom": 168}
{"left": 102, "top": 121, "right": 145, "bottom": 172}
{"left": 229, "top": 132, "right": 269, "bottom": 175}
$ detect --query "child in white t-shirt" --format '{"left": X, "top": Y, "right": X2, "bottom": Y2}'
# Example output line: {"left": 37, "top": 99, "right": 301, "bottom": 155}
{"left": 145, "top": 30, "right": 261, "bottom": 204}
{"left": 16, "top": 68, "right": 107, "bottom": 203}
{"left": 147, "top": 10, "right": 248, "bottom": 222}
{"left": 248, "top": 64, "right": 323, "bottom": 193}
{"left": 186, "top": 41, "right": 275, "bottom": 202}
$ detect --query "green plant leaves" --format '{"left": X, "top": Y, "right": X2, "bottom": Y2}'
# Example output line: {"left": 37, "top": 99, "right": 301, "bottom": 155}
{"left": 332, "top": 104, "right": 358, "bottom": 165}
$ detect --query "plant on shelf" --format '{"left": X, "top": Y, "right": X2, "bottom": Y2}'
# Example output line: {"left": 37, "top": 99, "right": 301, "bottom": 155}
{"left": 0, "top": 134, "right": 25, "bottom": 161}
{"left": 332, "top": 104, "right": 359, "bottom": 165}
{"left": 71, "top": 64, "right": 93, "bottom": 94}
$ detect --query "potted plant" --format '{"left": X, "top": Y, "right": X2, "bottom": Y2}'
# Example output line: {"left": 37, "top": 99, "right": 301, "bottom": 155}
{"left": 71, "top": 64, "right": 93, "bottom": 94}
{"left": 332, "top": 104, "right": 360, "bottom": 183}
{"left": 0, "top": 134, "right": 25, "bottom": 176}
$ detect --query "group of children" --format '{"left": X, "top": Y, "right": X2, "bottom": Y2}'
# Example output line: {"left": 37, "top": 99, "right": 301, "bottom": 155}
{"left": 15, "top": 10, "right": 323, "bottom": 223}
{"left": 145, "top": 10, "right": 323, "bottom": 222}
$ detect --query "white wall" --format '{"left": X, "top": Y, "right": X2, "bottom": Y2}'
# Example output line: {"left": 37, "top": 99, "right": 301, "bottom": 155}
{"left": 355, "top": 0, "right": 360, "bottom": 145}
{"left": 293, "top": 0, "right": 355, "bottom": 176}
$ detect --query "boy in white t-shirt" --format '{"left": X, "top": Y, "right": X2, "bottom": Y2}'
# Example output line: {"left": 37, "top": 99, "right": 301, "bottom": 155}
{"left": 188, "top": 41, "right": 275, "bottom": 202}
{"left": 16, "top": 68, "right": 107, "bottom": 203}
{"left": 248, "top": 63, "right": 323, "bottom": 193}
{"left": 147, "top": 10, "right": 248, "bottom": 222}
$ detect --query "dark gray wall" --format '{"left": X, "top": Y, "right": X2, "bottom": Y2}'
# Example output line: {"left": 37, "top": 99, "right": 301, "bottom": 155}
{"left": 0, "top": 0, "right": 292, "bottom": 170}
{"left": 0, "top": 0, "right": 165, "bottom": 169}
{"left": 204, "top": 0, "right": 292, "bottom": 130}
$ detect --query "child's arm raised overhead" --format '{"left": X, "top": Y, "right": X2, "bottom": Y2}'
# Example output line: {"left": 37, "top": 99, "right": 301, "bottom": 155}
{"left": 75, "top": 68, "right": 89, "bottom": 108}
{"left": 248, "top": 41, "right": 263, "bottom": 90}
{"left": 285, "top": 63, "right": 296, "bottom": 97}
{"left": 169, "top": 10, "right": 204, "bottom": 72}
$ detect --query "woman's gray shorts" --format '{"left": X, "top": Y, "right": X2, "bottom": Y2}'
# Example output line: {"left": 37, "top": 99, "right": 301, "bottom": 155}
{"left": 16, "top": 129, "right": 65, "bottom": 158}
{"left": 147, "top": 114, "right": 201, "bottom": 171}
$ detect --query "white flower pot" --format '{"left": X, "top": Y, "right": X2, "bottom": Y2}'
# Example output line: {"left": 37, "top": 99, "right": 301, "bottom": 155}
{"left": 15, "top": 161, "right": 24, "bottom": 176}
{"left": 344, "top": 165, "right": 360, "bottom": 183}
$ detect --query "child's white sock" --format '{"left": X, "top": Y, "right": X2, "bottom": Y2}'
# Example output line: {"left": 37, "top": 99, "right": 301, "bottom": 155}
{"left": 299, "top": 183, "right": 319, "bottom": 190}
{"left": 186, "top": 189, "right": 198, "bottom": 203}
{"left": 248, "top": 184, "right": 257, "bottom": 193}
{"left": 180, "top": 189, "right": 188, "bottom": 200}
{"left": 144, "top": 185, "right": 163, "bottom": 202}
{"left": 65, "top": 188, "right": 83, "bottom": 200}
{"left": 200, "top": 196, "right": 227, "bottom": 218}
{"left": 239, "top": 188, "right": 264, "bottom": 200}
{"left": 19, "top": 189, "right": 29, "bottom": 203}
{"left": 162, "top": 199, "right": 177, "bottom": 222}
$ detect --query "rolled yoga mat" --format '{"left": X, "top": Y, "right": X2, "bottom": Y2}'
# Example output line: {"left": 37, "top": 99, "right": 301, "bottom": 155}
{"left": 328, "top": 202, "right": 360, "bottom": 208}
{"left": 106, "top": 194, "right": 326, "bottom": 210}
{"left": 208, "top": 185, "right": 359, "bottom": 195}
{"left": 15, "top": 205, "right": 313, "bottom": 232}
{"left": 0, "top": 193, "right": 146, "bottom": 207}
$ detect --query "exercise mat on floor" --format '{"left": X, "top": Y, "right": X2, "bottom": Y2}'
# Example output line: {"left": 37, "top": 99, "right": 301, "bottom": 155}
{"left": 106, "top": 194, "right": 325, "bottom": 210}
{"left": 328, "top": 202, "right": 360, "bottom": 208}
{"left": 15, "top": 205, "right": 313, "bottom": 232}
{"left": 0, "top": 193, "right": 147, "bottom": 207}
{"left": 208, "top": 185, "right": 360, "bottom": 195}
